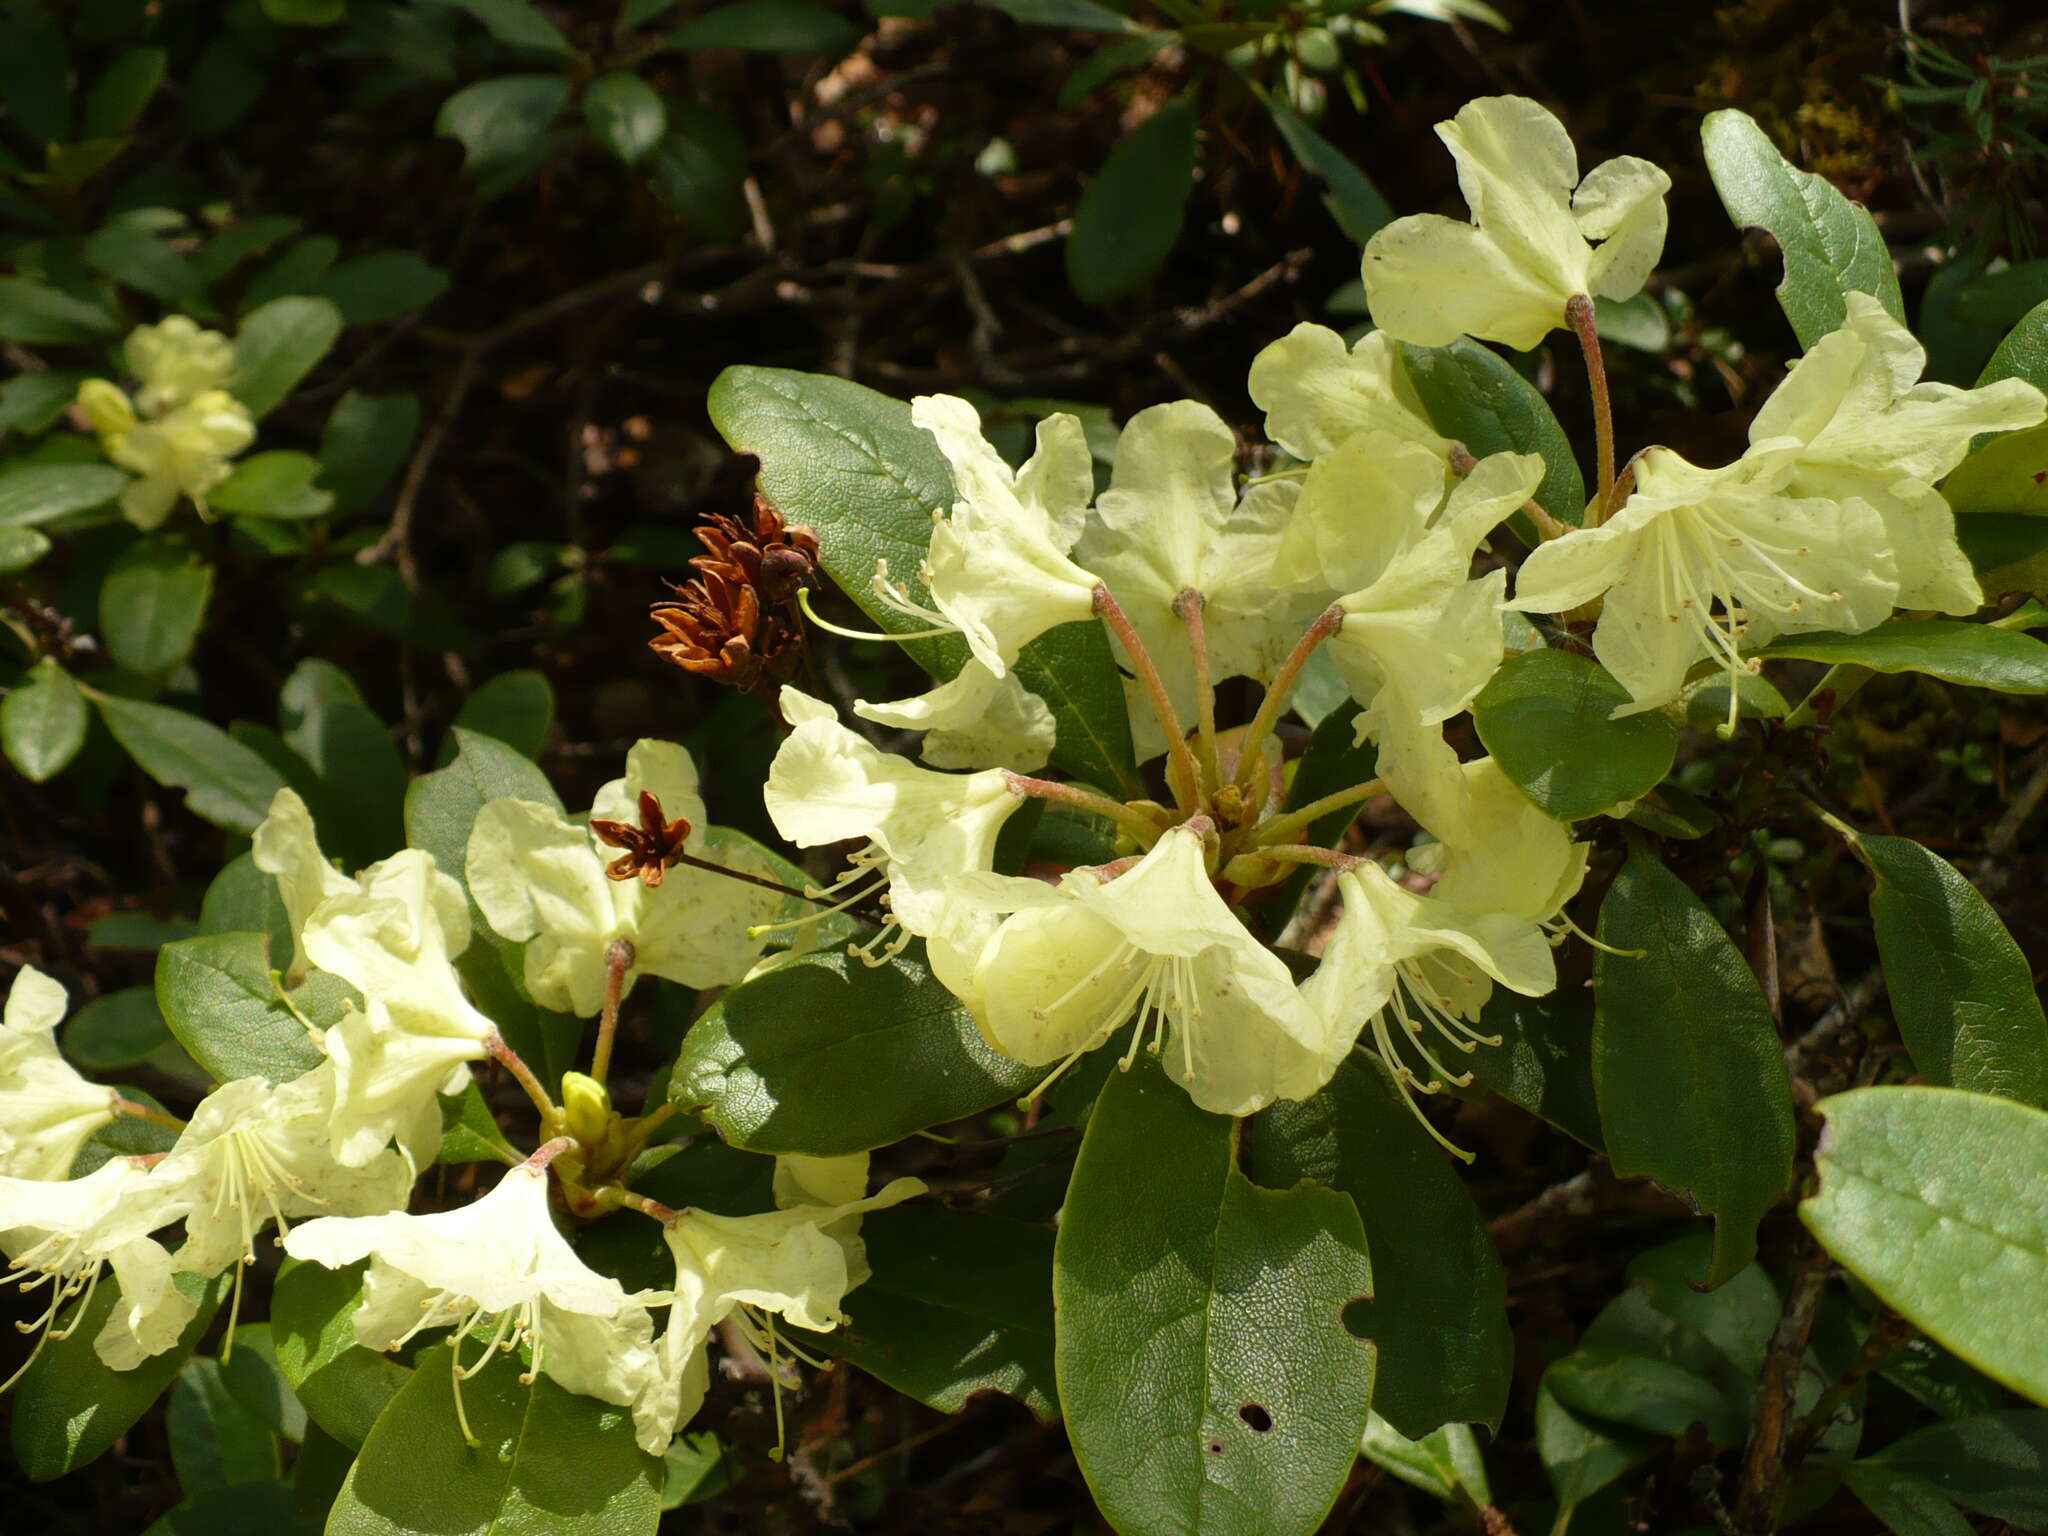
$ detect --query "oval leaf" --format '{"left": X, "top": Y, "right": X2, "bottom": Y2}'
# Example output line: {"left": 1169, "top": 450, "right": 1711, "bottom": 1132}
{"left": 0, "top": 463, "right": 131, "bottom": 527}
{"left": 583, "top": 71, "right": 666, "bottom": 164}
{"left": 155, "top": 931, "right": 332, "bottom": 1085}
{"left": 1056, "top": 1055, "right": 1376, "bottom": 1536}
{"left": 1473, "top": 649, "right": 1678, "bottom": 821}
{"left": 1065, "top": 94, "right": 1198, "bottom": 305}
{"left": 231, "top": 297, "right": 344, "bottom": 419}
{"left": 435, "top": 74, "right": 571, "bottom": 178}
{"left": 99, "top": 533, "right": 214, "bottom": 674}
{"left": 1803, "top": 1087, "right": 2048, "bottom": 1407}
{"left": 1594, "top": 845, "right": 1795, "bottom": 1288}
{"left": 2, "top": 657, "right": 89, "bottom": 782}
{"left": 1395, "top": 337, "right": 1587, "bottom": 527}
{"left": 93, "top": 692, "right": 288, "bottom": 833}
{"left": 671, "top": 945, "right": 1039, "bottom": 1155}
{"left": 1759, "top": 619, "right": 2048, "bottom": 693}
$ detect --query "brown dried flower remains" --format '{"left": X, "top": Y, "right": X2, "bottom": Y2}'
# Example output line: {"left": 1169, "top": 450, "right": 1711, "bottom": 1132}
{"left": 590, "top": 791, "right": 691, "bottom": 887}
{"left": 649, "top": 495, "right": 819, "bottom": 693}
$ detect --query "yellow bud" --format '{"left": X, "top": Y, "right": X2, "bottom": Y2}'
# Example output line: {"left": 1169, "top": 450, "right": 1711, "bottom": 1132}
{"left": 75, "top": 379, "right": 137, "bottom": 441}
{"left": 560, "top": 1072, "right": 615, "bottom": 1148}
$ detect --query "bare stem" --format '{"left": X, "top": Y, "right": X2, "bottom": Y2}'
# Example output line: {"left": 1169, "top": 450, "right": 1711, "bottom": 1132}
{"left": 1094, "top": 583, "right": 1205, "bottom": 813}
{"left": 592, "top": 1185, "right": 682, "bottom": 1225}
{"left": 1252, "top": 778, "right": 1385, "bottom": 848}
{"left": 1232, "top": 604, "right": 1345, "bottom": 793}
{"left": 1566, "top": 294, "right": 1616, "bottom": 519}
{"left": 1175, "top": 589, "right": 1222, "bottom": 793}
{"left": 524, "top": 1135, "right": 577, "bottom": 1171}
{"left": 1005, "top": 772, "right": 1163, "bottom": 847}
{"left": 1258, "top": 842, "right": 1365, "bottom": 871}
{"left": 589, "top": 939, "right": 636, "bottom": 1087}
{"left": 113, "top": 1097, "right": 187, "bottom": 1133}
{"left": 488, "top": 1033, "right": 557, "bottom": 1120}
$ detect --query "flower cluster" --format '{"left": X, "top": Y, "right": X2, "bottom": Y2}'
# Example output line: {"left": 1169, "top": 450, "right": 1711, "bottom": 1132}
{"left": 761, "top": 93, "right": 2044, "bottom": 1149}
{"left": 74, "top": 317, "right": 256, "bottom": 530}
{"left": 0, "top": 748, "right": 917, "bottom": 1452}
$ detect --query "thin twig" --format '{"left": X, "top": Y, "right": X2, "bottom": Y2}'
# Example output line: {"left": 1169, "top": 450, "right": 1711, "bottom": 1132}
{"left": 1734, "top": 1243, "right": 1832, "bottom": 1533}
{"left": 1783, "top": 968, "right": 1887, "bottom": 1080}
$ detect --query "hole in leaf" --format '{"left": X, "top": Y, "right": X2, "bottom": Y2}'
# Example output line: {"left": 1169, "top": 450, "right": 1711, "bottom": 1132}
{"left": 1340, "top": 1296, "right": 1375, "bottom": 1339}
{"left": 1238, "top": 1403, "right": 1273, "bottom": 1433}
{"left": 1206, "top": 1440, "right": 1225, "bottom": 1455}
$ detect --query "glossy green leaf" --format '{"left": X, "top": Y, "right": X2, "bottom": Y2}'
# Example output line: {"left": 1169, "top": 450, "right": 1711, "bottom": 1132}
{"left": 707, "top": 364, "right": 1137, "bottom": 790}
{"left": 245, "top": 236, "right": 340, "bottom": 310}
{"left": 405, "top": 727, "right": 561, "bottom": 895}
{"left": 1395, "top": 337, "right": 1587, "bottom": 527}
{"left": 230, "top": 297, "right": 344, "bottom": 419}
{"left": 1263, "top": 98, "right": 1392, "bottom": 245}
{"left": 436, "top": 75, "right": 571, "bottom": 178}
{"left": 1473, "top": 649, "right": 1678, "bottom": 820}
{"left": 318, "top": 391, "right": 420, "bottom": 518}
{"left": 155, "top": 931, "right": 332, "bottom": 1084}
{"left": 981, "top": 0, "right": 1133, "bottom": 30}
{"left": 0, "top": 277, "right": 119, "bottom": 345}
{"left": 1701, "top": 108, "right": 1904, "bottom": 348}
{"left": 2, "top": 656, "right": 89, "bottom": 782}
{"left": 417, "top": 0, "right": 576, "bottom": 54}
{"left": 1455, "top": 987, "right": 1603, "bottom": 1151}
{"left": 1358, "top": 1415, "right": 1490, "bottom": 1508}
{"left": 1066, "top": 94, "right": 1197, "bottom": 304}
{"left": 1546, "top": 1344, "right": 1744, "bottom": 1446}
{"left": 12, "top": 1271, "right": 229, "bottom": 1481}
{"left": 99, "top": 532, "right": 214, "bottom": 674}
{"left": 1244, "top": 1053, "right": 1508, "bottom": 1438}
{"left": 0, "top": 463, "right": 130, "bottom": 526}
{"left": 326, "top": 1357, "right": 662, "bottom": 1536}
{"left": 200, "top": 854, "right": 292, "bottom": 956}
{"left": 85, "top": 217, "right": 205, "bottom": 308}
{"left": 1843, "top": 1465, "right": 1975, "bottom": 1536}
{"left": 169, "top": 1355, "right": 282, "bottom": 1493}
{"left": 795, "top": 1205, "right": 1058, "bottom": 1419}
{"left": 0, "top": 370, "right": 88, "bottom": 435}
{"left": 1803, "top": 1087, "right": 2048, "bottom": 1406}
{"left": 583, "top": 72, "right": 665, "bottom": 163}
{"left": 1864, "top": 1411, "right": 2048, "bottom": 1526}
{"left": 279, "top": 659, "right": 406, "bottom": 865}
{"left": 671, "top": 945, "right": 1039, "bottom": 1155}
{"left": 1835, "top": 827, "right": 2048, "bottom": 1106}
{"left": 665, "top": 0, "right": 859, "bottom": 52}
{"left": 1758, "top": 620, "right": 2048, "bottom": 693}
{"left": 1534, "top": 1379, "right": 1653, "bottom": 1519}
{"left": 1057, "top": 1056, "right": 1376, "bottom": 1536}
{"left": 65, "top": 985, "right": 172, "bottom": 1069}
{"left": 313, "top": 252, "right": 449, "bottom": 327}
{"left": 1594, "top": 845, "right": 1795, "bottom": 1288}
{"left": 93, "top": 692, "right": 288, "bottom": 833}
{"left": 272, "top": 1259, "right": 414, "bottom": 1449}
{"left": 450, "top": 670, "right": 555, "bottom": 762}
{"left": 0, "top": 523, "right": 50, "bottom": 570}
{"left": 1977, "top": 298, "right": 2048, "bottom": 391}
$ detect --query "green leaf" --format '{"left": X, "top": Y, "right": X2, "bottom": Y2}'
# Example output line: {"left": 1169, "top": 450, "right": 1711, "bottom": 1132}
{"left": 1700, "top": 108, "right": 1905, "bottom": 349}
{"left": 191, "top": 214, "right": 304, "bottom": 288}
{"left": 271, "top": 1268, "right": 401, "bottom": 1447}
{"left": 1594, "top": 292, "right": 1672, "bottom": 353}
{"left": 1977, "top": 298, "right": 2048, "bottom": 391}
{"left": 1395, "top": 338, "right": 1587, "bottom": 527}
{"left": 212, "top": 451, "right": 335, "bottom": 521}
{"left": 671, "top": 946, "right": 1040, "bottom": 1155}
{"left": 1594, "top": 845, "right": 1795, "bottom": 1288}
{"left": 980, "top": 0, "right": 1133, "bottom": 30}
{"left": 1833, "top": 828, "right": 2048, "bottom": 1106}
{"left": 84, "top": 218, "right": 205, "bottom": 308}
{"left": 318, "top": 391, "right": 420, "bottom": 518}
{"left": 1945, "top": 438, "right": 2048, "bottom": 524}
{"left": 230, "top": 297, "right": 344, "bottom": 419}
{"left": 1546, "top": 1344, "right": 1745, "bottom": 1446}
{"left": 244, "top": 236, "right": 341, "bottom": 310}
{"left": 280, "top": 659, "right": 406, "bottom": 865}
{"left": 1758, "top": 619, "right": 2048, "bottom": 693}
{"left": 0, "top": 523, "right": 50, "bottom": 571}
{"left": 707, "top": 364, "right": 1137, "bottom": 791}
{"left": 1358, "top": 1415, "right": 1490, "bottom": 1508}
{"left": 665, "top": 0, "right": 859, "bottom": 52}
{"left": 418, "top": 0, "right": 578, "bottom": 55}
{"left": 437, "top": 1082, "right": 519, "bottom": 1166}
{"left": 81, "top": 47, "right": 163, "bottom": 137}
{"left": 12, "top": 1271, "right": 229, "bottom": 1481}
{"left": 0, "top": 277, "right": 120, "bottom": 345}
{"left": 93, "top": 693, "right": 288, "bottom": 833}
{"left": 3, "top": 657, "right": 89, "bottom": 782}
{"left": 155, "top": 931, "right": 331, "bottom": 1084}
{"left": 1864, "top": 1411, "right": 2048, "bottom": 1526}
{"left": 200, "top": 853, "right": 292, "bottom": 954}
{"left": 217, "top": 1324, "right": 310, "bottom": 1442}
{"left": 405, "top": 727, "right": 561, "bottom": 897}
{"left": 0, "top": 369, "right": 89, "bottom": 435}
{"left": 326, "top": 1357, "right": 662, "bottom": 1536}
{"left": 272, "top": 1259, "right": 414, "bottom": 1449}
{"left": 1473, "top": 649, "right": 1678, "bottom": 821}
{"left": 1056, "top": 1057, "right": 1376, "bottom": 1536}
{"left": 65, "top": 985, "right": 172, "bottom": 1069}
{"left": 314, "top": 253, "right": 450, "bottom": 327}
{"left": 1951, "top": 262, "right": 2048, "bottom": 330}
{"left": 1456, "top": 987, "right": 1604, "bottom": 1151}
{"left": 582, "top": 72, "right": 665, "bottom": 164}
{"left": 261, "top": 0, "right": 347, "bottom": 23}
{"left": 169, "top": 1355, "right": 283, "bottom": 1493}
{"left": 89, "top": 911, "right": 198, "bottom": 952}
{"left": 450, "top": 670, "right": 555, "bottom": 762}
{"left": 1066, "top": 94, "right": 1197, "bottom": 304}
{"left": 794, "top": 1205, "right": 1058, "bottom": 1419}
{"left": 647, "top": 105, "right": 746, "bottom": 237}
{"left": 0, "top": 1, "right": 74, "bottom": 141}
{"left": 437, "top": 75, "right": 571, "bottom": 177}
{"left": 1263, "top": 98, "right": 1391, "bottom": 245}
{"left": 307, "top": 561, "right": 473, "bottom": 650}
{"left": 0, "top": 463, "right": 129, "bottom": 526}
{"left": 146, "top": 1482, "right": 322, "bottom": 1536}
{"left": 1802, "top": 1088, "right": 2048, "bottom": 1406}
{"left": 1534, "top": 1379, "right": 1653, "bottom": 1520}
{"left": 1843, "top": 1465, "right": 1976, "bottom": 1536}
{"left": 99, "top": 532, "right": 214, "bottom": 674}
{"left": 1243, "top": 1053, "right": 1510, "bottom": 1439}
